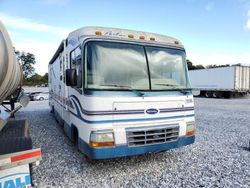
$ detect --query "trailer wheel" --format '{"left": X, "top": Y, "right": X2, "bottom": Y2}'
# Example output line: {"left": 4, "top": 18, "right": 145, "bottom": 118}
{"left": 0, "top": 137, "right": 32, "bottom": 155}
{"left": 205, "top": 91, "right": 212, "bottom": 98}
{"left": 223, "top": 91, "right": 232, "bottom": 99}
{"left": 0, "top": 120, "right": 33, "bottom": 154}
{"left": 212, "top": 91, "right": 222, "bottom": 98}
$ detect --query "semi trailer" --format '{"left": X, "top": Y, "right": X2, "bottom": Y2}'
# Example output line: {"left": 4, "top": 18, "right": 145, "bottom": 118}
{"left": 49, "top": 26, "right": 195, "bottom": 160}
{"left": 189, "top": 66, "right": 250, "bottom": 98}
{"left": 0, "top": 21, "right": 41, "bottom": 187}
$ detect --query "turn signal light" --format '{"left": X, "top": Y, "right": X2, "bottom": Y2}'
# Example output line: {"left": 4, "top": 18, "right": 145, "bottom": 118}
{"left": 186, "top": 124, "right": 195, "bottom": 136}
{"left": 128, "top": 34, "right": 134, "bottom": 39}
{"left": 90, "top": 141, "right": 115, "bottom": 147}
{"left": 95, "top": 31, "right": 102, "bottom": 35}
{"left": 139, "top": 35, "right": 145, "bottom": 40}
{"left": 186, "top": 129, "right": 195, "bottom": 136}
{"left": 89, "top": 130, "right": 115, "bottom": 147}
{"left": 174, "top": 40, "right": 180, "bottom": 44}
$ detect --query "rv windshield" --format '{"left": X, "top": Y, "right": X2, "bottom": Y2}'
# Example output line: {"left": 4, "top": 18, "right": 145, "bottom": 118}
{"left": 85, "top": 41, "right": 190, "bottom": 91}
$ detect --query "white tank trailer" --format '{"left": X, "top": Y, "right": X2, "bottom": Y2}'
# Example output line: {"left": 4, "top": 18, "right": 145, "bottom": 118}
{"left": 0, "top": 21, "right": 29, "bottom": 129}
{"left": 0, "top": 21, "right": 41, "bottom": 187}
{"left": 0, "top": 21, "right": 23, "bottom": 104}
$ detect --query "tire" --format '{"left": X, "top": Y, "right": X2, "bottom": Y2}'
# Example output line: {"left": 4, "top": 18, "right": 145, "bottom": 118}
{"left": 223, "top": 91, "right": 232, "bottom": 99}
{"left": 50, "top": 105, "right": 55, "bottom": 114}
{"left": 212, "top": 91, "right": 222, "bottom": 98}
{"left": 39, "top": 97, "right": 44, "bottom": 101}
{"left": 0, "top": 119, "right": 29, "bottom": 137}
{"left": 72, "top": 126, "right": 79, "bottom": 147}
{"left": 0, "top": 137, "right": 32, "bottom": 155}
{"left": 205, "top": 91, "right": 212, "bottom": 98}
{"left": 0, "top": 118, "right": 33, "bottom": 154}
{"left": 84, "top": 154, "right": 97, "bottom": 164}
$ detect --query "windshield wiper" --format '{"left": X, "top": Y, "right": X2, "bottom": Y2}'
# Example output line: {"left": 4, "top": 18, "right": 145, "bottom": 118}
{"left": 100, "top": 84, "right": 145, "bottom": 96}
{"left": 164, "top": 88, "right": 192, "bottom": 94}
{"left": 154, "top": 84, "right": 191, "bottom": 94}
{"left": 155, "top": 83, "right": 178, "bottom": 86}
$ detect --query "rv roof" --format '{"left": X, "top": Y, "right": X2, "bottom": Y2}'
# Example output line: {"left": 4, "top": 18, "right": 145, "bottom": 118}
{"left": 49, "top": 26, "right": 184, "bottom": 65}
{"left": 68, "top": 26, "right": 183, "bottom": 47}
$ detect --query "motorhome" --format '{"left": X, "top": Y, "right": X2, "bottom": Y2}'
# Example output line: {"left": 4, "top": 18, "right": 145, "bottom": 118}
{"left": 48, "top": 27, "right": 195, "bottom": 159}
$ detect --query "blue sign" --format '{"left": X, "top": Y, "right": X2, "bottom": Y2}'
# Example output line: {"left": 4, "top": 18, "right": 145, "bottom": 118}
{"left": 0, "top": 173, "right": 31, "bottom": 188}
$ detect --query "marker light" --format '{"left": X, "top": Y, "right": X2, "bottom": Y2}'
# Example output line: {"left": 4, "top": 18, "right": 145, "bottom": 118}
{"left": 128, "top": 34, "right": 134, "bottom": 39}
{"left": 95, "top": 31, "right": 102, "bottom": 35}
{"left": 186, "top": 122, "right": 195, "bottom": 136}
{"left": 150, "top": 37, "right": 155, "bottom": 41}
{"left": 139, "top": 35, "right": 145, "bottom": 40}
{"left": 90, "top": 130, "right": 115, "bottom": 147}
{"left": 174, "top": 40, "right": 180, "bottom": 45}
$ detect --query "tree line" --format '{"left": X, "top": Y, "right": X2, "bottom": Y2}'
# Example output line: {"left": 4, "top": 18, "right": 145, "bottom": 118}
{"left": 15, "top": 50, "right": 48, "bottom": 86}
{"left": 186, "top": 59, "right": 242, "bottom": 70}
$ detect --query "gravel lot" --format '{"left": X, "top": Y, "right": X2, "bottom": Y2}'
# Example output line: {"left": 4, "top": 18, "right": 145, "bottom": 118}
{"left": 16, "top": 96, "right": 250, "bottom": 187}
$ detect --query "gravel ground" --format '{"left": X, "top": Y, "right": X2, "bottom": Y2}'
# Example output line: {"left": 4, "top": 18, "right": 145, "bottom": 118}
{"left": 16, "top": 96, "right": 250, "bottom": 188}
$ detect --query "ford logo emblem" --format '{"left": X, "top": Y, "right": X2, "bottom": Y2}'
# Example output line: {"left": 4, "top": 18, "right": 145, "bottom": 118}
{"left": 145, "top": 108, "right": 159, "bottom": 114}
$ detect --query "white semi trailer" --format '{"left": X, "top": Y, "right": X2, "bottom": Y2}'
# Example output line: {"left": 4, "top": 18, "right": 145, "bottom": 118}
{"left": 189, "top": 66, "right": 250, "bottom": 98}
{"left": 0, "top": 21, "right": 41, "bottom": 187}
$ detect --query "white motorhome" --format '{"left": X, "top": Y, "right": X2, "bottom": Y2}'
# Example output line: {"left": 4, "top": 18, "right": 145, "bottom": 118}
{"left": 48, "top": 27, "right": 195, "bottom": 159}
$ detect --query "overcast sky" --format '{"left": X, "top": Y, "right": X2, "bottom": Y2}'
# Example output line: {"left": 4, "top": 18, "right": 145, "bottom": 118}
{"left": 1, "top": 0, "right": 250, "bottom": 75}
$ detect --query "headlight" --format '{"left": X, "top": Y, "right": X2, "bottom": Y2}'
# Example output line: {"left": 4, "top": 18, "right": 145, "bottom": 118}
{"left": 90, "top": 130, "right": 115, "bottom": 147}
{"left": 186, "top": 122, "right": 195, "bottom": 136}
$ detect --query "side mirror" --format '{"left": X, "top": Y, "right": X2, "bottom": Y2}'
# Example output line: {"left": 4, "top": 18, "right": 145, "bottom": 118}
{"left": 66, "top": 69, "right": 77, "bottom": 86}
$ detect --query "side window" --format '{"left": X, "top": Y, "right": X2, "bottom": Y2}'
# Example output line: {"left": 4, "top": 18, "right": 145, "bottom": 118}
{"left": 60, "top": 60, "right": 63, "bottom": 81}
{"left": 49, "top": 68, "right": 52, "bottom": 84}
{"left": 70, "top": 46, "right": 82, "bottom": 88}
{"left": 75, "top": 47, "right": 81, "bottom": 62}
{"left": 70, "top": 50, "right": 76, "bottom": 69}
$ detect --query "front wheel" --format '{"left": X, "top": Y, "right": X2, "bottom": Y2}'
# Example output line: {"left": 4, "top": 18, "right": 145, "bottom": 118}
{"left": 84, "top": 154, "right": 97, "bottom": 164}
{"left": 39, "top": 97, "right": 44, "bottom": 101}
{"left": 50, "top": 105, "right": 55, "bottom": 114}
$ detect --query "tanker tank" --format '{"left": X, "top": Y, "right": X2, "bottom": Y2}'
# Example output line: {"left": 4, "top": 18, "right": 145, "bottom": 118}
{"left": 0, "top": 24, "right": 42, "bottom": 179}
{"left": 0, "top": 21, "right": 23, "bottom": 104}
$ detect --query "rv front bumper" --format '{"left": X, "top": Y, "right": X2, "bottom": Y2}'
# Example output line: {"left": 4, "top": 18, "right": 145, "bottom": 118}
{"left": 79, "top": 135, "right": 195, "bottom": 159}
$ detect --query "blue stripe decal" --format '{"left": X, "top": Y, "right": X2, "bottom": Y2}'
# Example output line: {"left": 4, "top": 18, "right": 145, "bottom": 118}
{"left": 70, "top": 99, "right": 194, "bottom": 124}
{"left": 69, "top": 95, "right": 194, "bottom": 116}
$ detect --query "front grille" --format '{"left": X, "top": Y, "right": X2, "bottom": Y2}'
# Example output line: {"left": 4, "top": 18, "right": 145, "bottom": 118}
{"left": 126, "top": 125, "right": 179, "bottom": 147}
